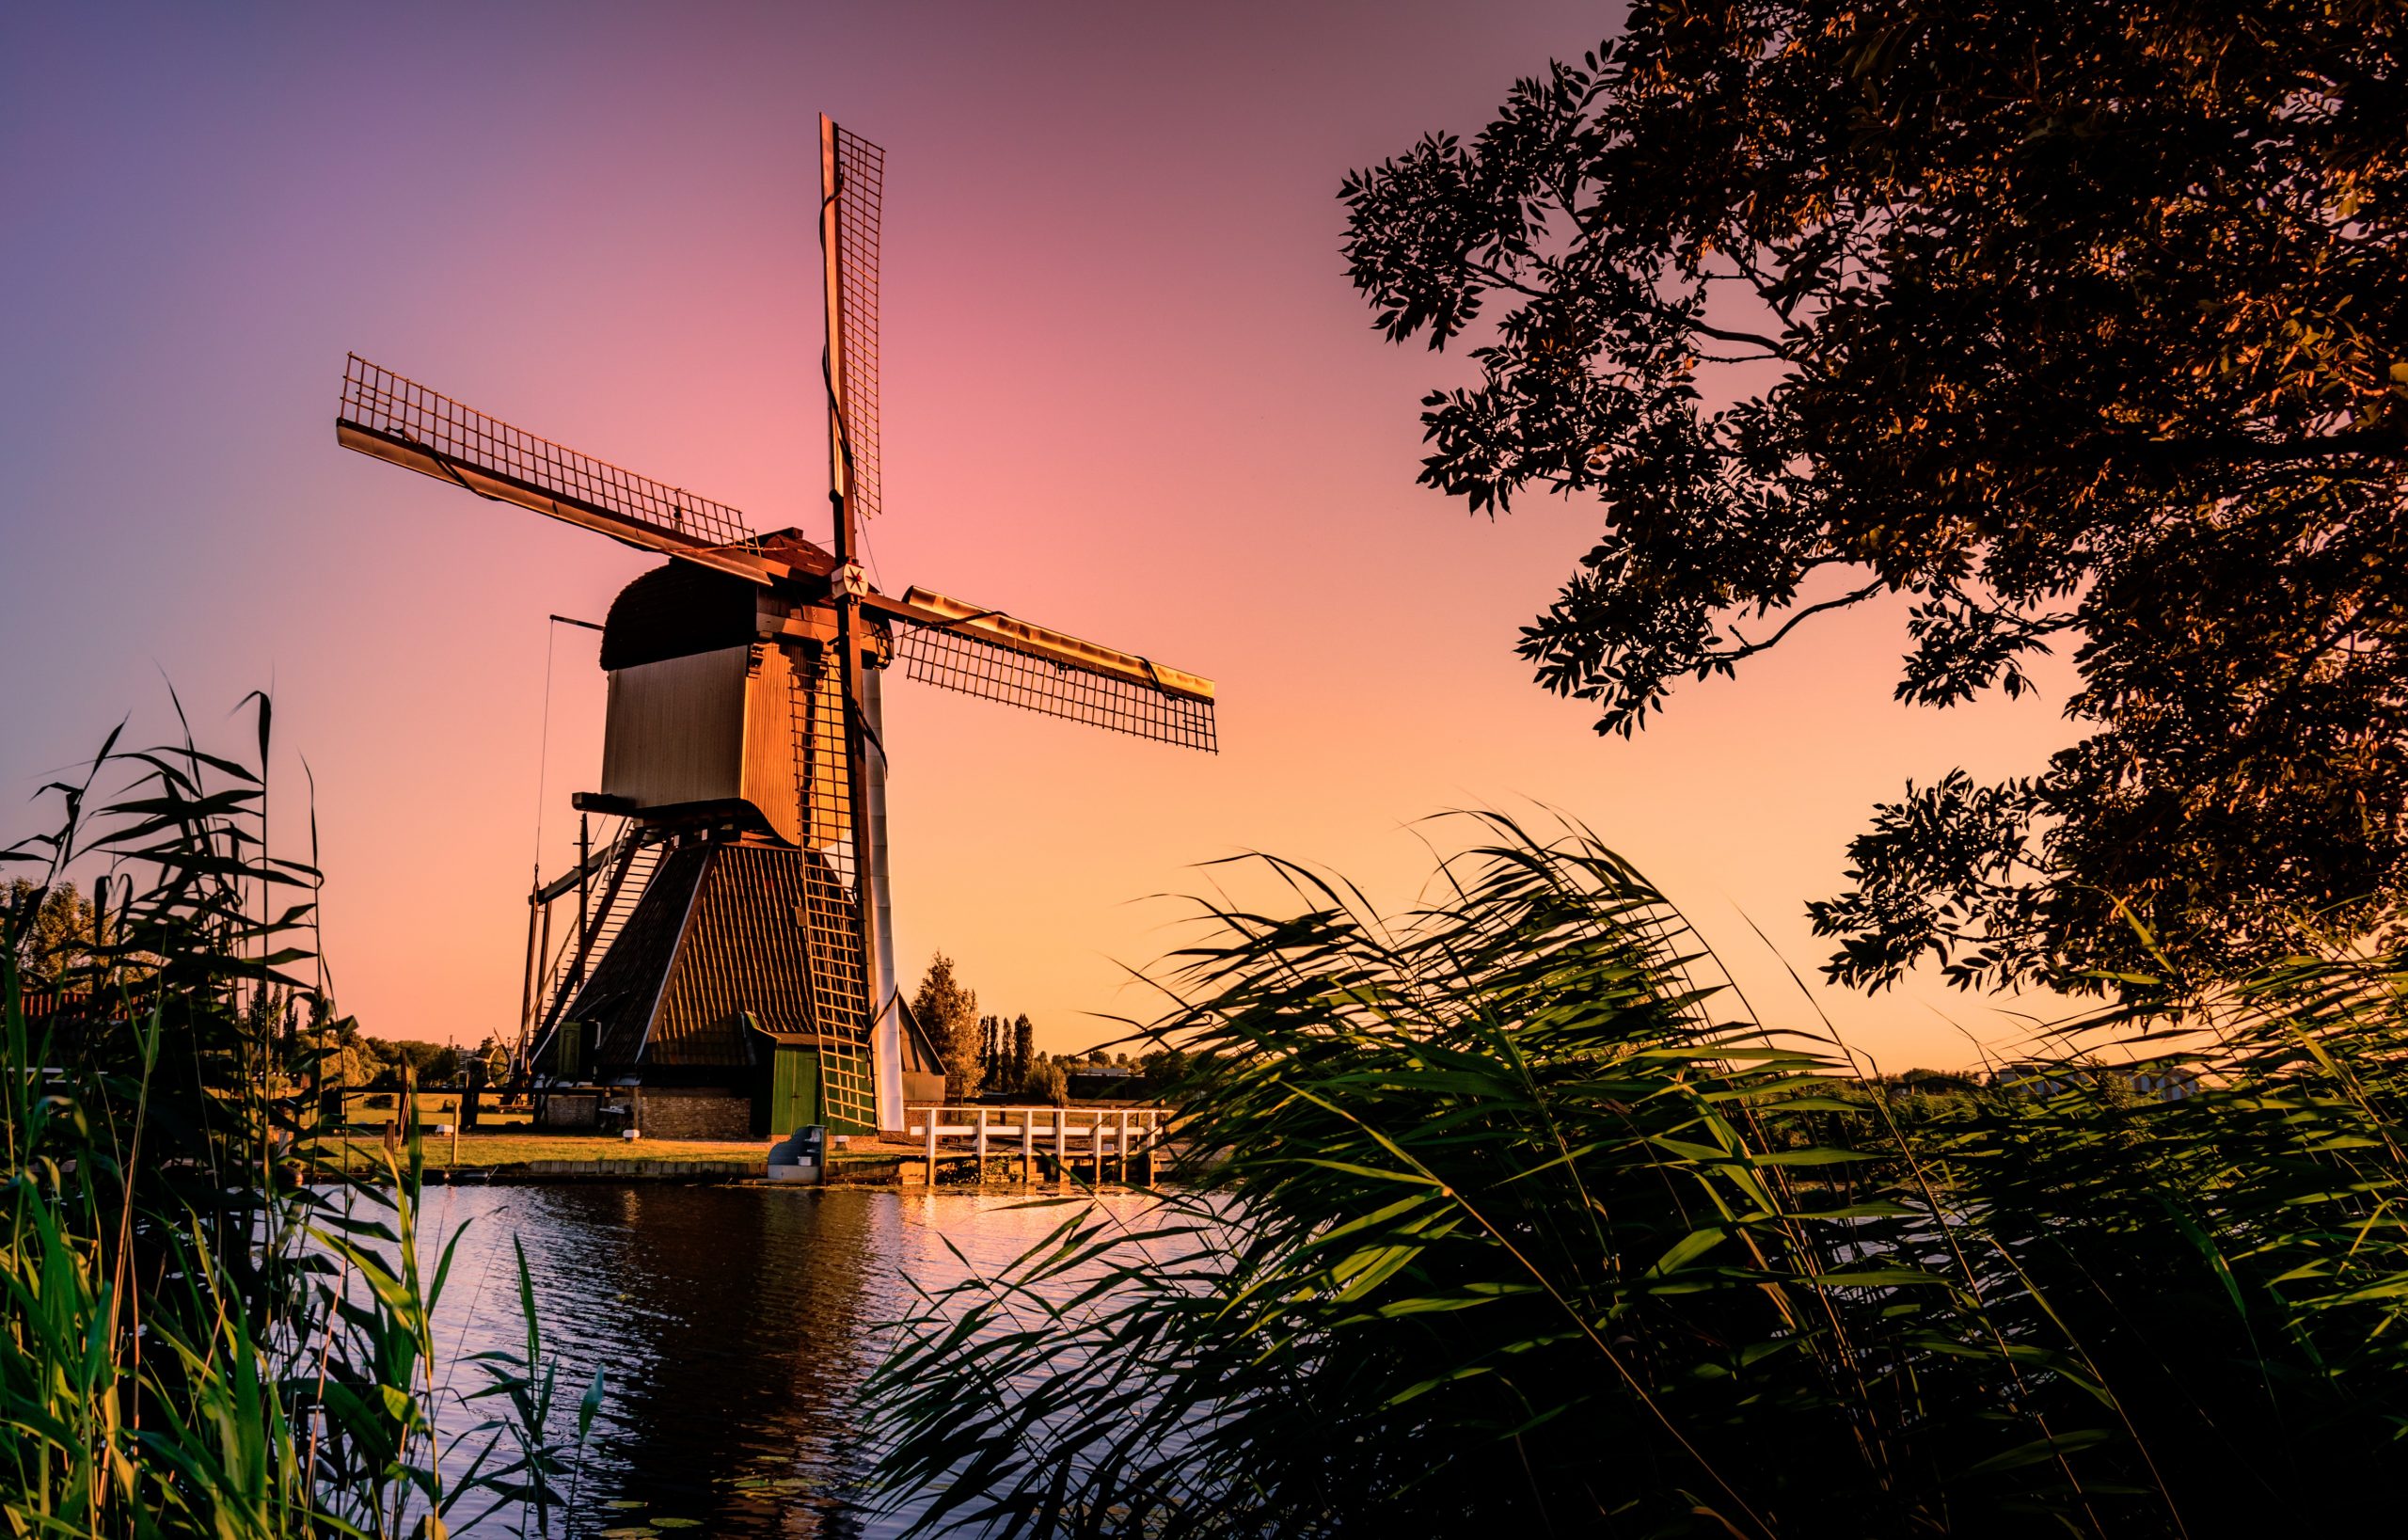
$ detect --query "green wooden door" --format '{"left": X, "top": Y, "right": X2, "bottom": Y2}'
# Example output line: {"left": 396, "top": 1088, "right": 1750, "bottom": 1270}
{"left": 769, "top": 1043, "right": 821, "bottom": 1139}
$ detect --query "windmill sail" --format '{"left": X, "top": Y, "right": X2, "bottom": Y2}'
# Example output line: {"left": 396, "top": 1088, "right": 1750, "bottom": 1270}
{"left": 820, "top": 116, "right": 899, "bottom": 1133}
{"left": 337, "top": 356, "right": 774, "bottom": 580}
{"left": 828, "top": 124, "right": 884, "bottom": 525}
{"left": 883, "top": 587, "right": 1219, "bottom": 752}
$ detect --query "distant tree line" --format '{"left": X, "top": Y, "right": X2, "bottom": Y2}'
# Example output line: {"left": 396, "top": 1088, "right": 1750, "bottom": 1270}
{"left": 13, "top": 880, "right": 504, "bottom": 1094}
{"left": 317, "top": 1018, "right": 509, "bottom": 1092}
{"left": 910, "top": 951, "right": 1191, "bottom": 1104}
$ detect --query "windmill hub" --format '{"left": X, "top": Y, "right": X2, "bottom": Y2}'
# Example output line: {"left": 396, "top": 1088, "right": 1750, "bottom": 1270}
{"left": 334, "top": 116, "right": 1219, "bottom": 1141}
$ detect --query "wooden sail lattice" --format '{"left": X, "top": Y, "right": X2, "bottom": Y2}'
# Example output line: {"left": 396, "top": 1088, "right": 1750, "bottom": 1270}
{"left": 893, "top": 619, "right": 1219, "bottom": 751}
{"left": 792, "top": 655, "right": 879, "bottom": 1132}
{"left": 340, "top": 356, "right": 757, "bottom": 551}
{"left": 831, "top": 125, "right": 883, "bottom": 524}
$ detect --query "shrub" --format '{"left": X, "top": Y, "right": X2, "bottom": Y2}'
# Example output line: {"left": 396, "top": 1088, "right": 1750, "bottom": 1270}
{"left": 867, "top": 813, "right": 2408, "bottom": 1536}
{"left": 0, "top": 703, "right": 600, "bottom": 1539}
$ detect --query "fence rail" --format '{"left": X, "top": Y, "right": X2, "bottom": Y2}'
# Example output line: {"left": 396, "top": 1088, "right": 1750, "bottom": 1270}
{"left": 904, "top": 1104, "right": 1167, "bottom": 1184}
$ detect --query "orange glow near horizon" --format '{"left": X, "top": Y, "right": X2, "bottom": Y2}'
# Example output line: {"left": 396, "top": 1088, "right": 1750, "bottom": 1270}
{"left": 2, "top": 1, "right": 2081, "bottom": 1072}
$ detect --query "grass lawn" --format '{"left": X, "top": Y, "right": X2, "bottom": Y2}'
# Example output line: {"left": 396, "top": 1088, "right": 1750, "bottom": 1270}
{"left": 336, "top": 1133, "right": 754, "bottom": 1170}
{"left": 332, "top": 1132, "right": 911, "bottom": 1172}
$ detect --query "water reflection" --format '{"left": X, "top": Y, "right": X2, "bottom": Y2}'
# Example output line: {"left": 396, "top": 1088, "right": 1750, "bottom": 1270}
{"left": 415, "top": 1184, "right": 1140, "bottom": 1538}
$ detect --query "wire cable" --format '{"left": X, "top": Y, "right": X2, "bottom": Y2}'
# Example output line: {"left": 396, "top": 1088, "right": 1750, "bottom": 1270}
{"left": 529, "top": 614, "right": 606, "bottom": 883}
{"left": 530, "top": 621, "right": 558, "bottom": 881}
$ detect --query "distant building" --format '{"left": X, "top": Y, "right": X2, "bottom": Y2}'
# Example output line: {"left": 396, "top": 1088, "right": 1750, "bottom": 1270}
{"left": 1066, "top": 1064, "right": 1140, "bottom": 1102}
{"left": 1988, "top": 1063, "right": 2201, "bottom": 1102}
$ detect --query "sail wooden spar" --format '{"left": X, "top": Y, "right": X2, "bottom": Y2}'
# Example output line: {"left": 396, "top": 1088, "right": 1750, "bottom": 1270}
{"left": 880, "top": 587, "right": 1217, "bottom": 752}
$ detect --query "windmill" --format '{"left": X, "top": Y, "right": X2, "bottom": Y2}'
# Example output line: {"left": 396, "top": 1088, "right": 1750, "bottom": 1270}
{"left": 335, "top": 117, "right": 1216, "bottom": 1136}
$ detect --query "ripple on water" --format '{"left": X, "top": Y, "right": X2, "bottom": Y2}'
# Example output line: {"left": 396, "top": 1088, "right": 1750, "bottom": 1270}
{"left": 413, "top": 1183, "right": 1155, "bottom": 1538}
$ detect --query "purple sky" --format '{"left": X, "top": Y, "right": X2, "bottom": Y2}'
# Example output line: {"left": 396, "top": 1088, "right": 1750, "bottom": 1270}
{"left": 1, "top": 2, "right": 2078, "bottom": 1068}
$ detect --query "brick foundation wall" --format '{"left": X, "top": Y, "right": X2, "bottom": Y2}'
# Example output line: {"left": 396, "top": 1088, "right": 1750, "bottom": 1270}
{"left": 636, "top": 1088, "right": 752, "bottom": 1140}
{"left": 540, "top": 1094, "right": 599, "bottom": 1130}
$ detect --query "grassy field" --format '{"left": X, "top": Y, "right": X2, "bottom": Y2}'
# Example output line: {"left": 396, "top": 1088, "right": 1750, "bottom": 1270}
{"left": 335, "top": 1132, "right": 886, "bottom": 1171}
{"left": 338, "top": 1091, "right": 534, "bottom": 1127}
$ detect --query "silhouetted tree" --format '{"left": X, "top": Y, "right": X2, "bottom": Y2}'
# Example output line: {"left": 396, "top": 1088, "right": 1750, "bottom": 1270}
{"left": 1011, "top": 1013, "right": 1035, "bottom": 1088}
{"left": 1342, "top": 3, "right": 2408, "bottom": 993}
{"left": 912, "top": 953, "right": 981, "bottom": 1100}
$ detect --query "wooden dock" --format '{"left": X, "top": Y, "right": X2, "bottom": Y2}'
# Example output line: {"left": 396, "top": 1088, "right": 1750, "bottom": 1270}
{"left": 902, "top": 1105, "right": 1167, "bottom": 1186}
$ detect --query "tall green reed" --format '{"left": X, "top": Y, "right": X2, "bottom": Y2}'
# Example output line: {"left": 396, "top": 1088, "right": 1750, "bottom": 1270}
{"left": 864, "top": 812, "right": 2408, "bottom": 1536}
{"left": 0, "top": 699, "right": 596, "bottom": 1540}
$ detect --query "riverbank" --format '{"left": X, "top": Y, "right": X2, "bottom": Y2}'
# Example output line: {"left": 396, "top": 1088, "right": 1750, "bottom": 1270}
{"left": 340, "top": 1132, "right": 893, "bottom": 1183}
{"left": 339, "top": 1131, "right": 1158, "bottom": 1187}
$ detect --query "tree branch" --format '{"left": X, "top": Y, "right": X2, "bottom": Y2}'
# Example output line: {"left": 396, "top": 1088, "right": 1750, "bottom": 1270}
{"left": 1715, "top": 582, "right": 1886, "bottom": 661}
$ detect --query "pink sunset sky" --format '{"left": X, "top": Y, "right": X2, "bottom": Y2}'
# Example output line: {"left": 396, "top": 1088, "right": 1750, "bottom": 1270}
{"left": 1, "top": 2, "right": 2082, "bottom": 1071}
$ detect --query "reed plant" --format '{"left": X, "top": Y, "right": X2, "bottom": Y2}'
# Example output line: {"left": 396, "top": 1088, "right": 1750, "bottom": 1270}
{"left": 865, "top": 813, "right": 2408, "bottom": 1536}
{"left": 0, "top": 701, "right": 597, "bottom": 1540}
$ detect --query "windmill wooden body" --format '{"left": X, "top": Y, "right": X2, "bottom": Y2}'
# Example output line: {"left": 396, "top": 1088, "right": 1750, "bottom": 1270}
{"left": 335, "top": 119, "right": 1216, "bottom": 1135}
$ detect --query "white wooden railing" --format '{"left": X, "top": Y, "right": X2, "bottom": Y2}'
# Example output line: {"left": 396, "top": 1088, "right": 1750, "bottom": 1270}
{"left": 904, "top": 1104, "right": 1168, "bottom": 1183}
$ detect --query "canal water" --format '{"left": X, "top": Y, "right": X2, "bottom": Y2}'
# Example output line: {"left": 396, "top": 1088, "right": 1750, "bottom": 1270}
{"left": 409, "top": 1183, "right": 1149, "bottom": 1539}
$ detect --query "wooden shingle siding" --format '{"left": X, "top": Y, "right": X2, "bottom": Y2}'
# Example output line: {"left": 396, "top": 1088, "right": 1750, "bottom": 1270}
{"left": 562, "top": 840, "right": 857, "bottom": 1075}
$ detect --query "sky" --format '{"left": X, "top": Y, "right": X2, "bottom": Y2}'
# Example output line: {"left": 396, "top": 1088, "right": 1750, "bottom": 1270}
{"left": 1, "top": 1, "right": 2084, "bottom": 1072}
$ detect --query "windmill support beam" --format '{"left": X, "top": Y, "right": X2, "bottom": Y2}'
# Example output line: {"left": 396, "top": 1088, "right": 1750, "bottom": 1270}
{"left": 336, "top": 421, "right": 786, "bottom": 588}
{"left": 862, "top": 670, "right": 904, "bottom": 1131}
{"left": 532, "top": 822, "right": 634, "bottom": 904}
{"left": 873, "top": 588, "right": 1214, "bottom": 702}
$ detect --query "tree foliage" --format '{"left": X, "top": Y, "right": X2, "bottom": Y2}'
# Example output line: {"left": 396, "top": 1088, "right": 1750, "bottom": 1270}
{"left": 912, "top": 952, "right": 981, "bottom": 1100}
{"left": 1340, "top": 0, "right": 2408, "bottom": 992}
{"left": 7, "top": 878, "right": 99, "bottom": 981}
{"left": 1010, "top": 1012, "right": 1036, "bottom": 1089}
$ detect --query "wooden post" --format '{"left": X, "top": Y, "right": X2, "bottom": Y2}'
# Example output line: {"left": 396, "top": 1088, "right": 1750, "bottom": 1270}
{"left": 1090, "top": 1114, "right": 1104, "bottom": 1182}
{"left": 573, "top": 814, "right": 592, "bottom": 991}
{"left": 526, "top": 899, "right": 553, "bottom": 1087}
{"left": 1020, "top": 1114, "right": 1034, "bottom": 1185}
{"left": 1117, "top": 1109, "right": 1131, "bottom": 1183}
{"left": 516, "top": 876, "right": 542, "bottom": 1058}
{"left": 924, "top": 1108, "right": 938, "bottom": 1177}
{"left": 1054, "top": 1109, "right": 1068, "bottom": 1183}
{"left": 974, "top": 1107, "right": 989, "bottom": 1175}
